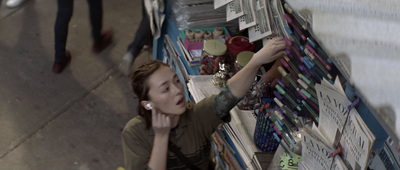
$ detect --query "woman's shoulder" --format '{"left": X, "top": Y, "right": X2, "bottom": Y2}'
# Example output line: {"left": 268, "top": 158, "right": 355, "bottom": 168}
{"left": 193, "top": 95, "right": 217, "bottom": 109}
{"left": 122, "top": 115, "right": 147, "bottom": 135}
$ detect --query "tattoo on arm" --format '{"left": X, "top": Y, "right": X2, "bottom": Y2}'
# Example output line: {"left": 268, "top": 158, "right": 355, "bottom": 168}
{"left": 214, "top": 86, "right": 242, "bottom": 119}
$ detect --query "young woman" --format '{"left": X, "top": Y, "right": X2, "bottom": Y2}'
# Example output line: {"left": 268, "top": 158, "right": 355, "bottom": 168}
{"left": 122, "top": 37, "right": 287, "bottom": 170}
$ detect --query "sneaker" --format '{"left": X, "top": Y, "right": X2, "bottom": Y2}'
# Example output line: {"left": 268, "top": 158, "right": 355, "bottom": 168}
{"left": 6, "top": 0, "right": 26, "bottom": 8}
{"left": 52, "top": 51, "right": 71, "bottom": 74}
{"left": 92, "top": 30, "right": 113, "bottom": 53}
{"left": 119, "top": 52, "right": 134, "bottom": 75}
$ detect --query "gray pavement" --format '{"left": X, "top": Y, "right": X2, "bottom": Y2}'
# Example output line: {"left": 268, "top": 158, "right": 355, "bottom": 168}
{"left": 0, "top": 0, "right": 151, "bottom": 169}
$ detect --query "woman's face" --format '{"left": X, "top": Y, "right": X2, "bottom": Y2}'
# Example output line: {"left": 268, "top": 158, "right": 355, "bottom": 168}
{"left": 147, "top": 66, "right": 186, "bottom": 115}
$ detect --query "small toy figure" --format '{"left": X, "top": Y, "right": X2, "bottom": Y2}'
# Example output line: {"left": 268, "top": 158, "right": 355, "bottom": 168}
{"left": 212, "top": 62, "right": 230, "bottom": 88}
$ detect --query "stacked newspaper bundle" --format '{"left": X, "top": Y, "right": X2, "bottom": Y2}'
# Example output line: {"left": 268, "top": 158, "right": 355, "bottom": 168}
{"left": 214, "top": 0, "right": 287, "bottom": 43}
{"left": 223, "top": 107, "right": 263, "bottom": 169}
{"left": 299, "top": 78, "right": 375, "bottom": 170}
{"left": 170, "top": 0, "right": 238, "bottom": 32}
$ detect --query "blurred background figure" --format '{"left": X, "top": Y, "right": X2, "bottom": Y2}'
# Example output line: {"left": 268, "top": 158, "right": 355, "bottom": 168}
{"left": 53, "top": 0, "right": 112, "bottom": 73}
{"left": 119, "top": 0, "right": 165, "bottom": 75}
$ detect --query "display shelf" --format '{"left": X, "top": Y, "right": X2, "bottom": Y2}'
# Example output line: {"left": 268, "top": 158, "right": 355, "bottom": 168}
{"left": 154, "top": 0, "right": 397, "bottom": 169}
{"left": 153, "top": 1, "right": 200, "bottom": 75}
{"left": 287, "top": 0, "right": 398, "bottom": 149}
{"left": 309, "top": 31, "right": 393, "bottom": 149}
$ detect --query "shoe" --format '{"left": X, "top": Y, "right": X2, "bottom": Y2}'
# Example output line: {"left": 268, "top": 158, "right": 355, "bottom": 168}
{"left": 52, "top": 51, "right": 71, "bottom": 74}
{"left": 92, "top": 30, "right": 113, "bottom": 53}
{"left": 142, "top": 35, "right": 153, "bottom": 50}
{"left": 6, "top": 0, "right": 26, "bottom": 8}
{"left": 119, "top": 52, "right": 134, "bottom": 76}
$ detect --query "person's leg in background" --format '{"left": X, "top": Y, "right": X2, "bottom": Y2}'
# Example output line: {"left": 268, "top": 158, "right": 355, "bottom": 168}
{"left": 119, "top": 0, "right": 152, "bottom": 75}
{"left": 53, "top": 0, "right": 73, "bottom": 73}
{"left": 87, "top": 0, "right": 112, "bottom": 53}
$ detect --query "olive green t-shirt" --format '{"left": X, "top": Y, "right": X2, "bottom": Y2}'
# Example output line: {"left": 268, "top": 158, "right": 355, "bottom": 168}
{"left": 122, "top": 95, "right": 229, "bottom": 170}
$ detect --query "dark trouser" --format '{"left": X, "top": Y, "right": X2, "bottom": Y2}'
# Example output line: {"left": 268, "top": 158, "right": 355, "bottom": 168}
{"left": 127, "top": 0, "right": 152, "bottom": 57}
{"left": 54, "top": 0, "right": 103, "bottom": 63}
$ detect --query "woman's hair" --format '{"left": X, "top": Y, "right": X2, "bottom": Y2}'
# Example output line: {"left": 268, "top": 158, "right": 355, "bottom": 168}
{"left": 131, "top": 60, "right": 170, "bottom": 129}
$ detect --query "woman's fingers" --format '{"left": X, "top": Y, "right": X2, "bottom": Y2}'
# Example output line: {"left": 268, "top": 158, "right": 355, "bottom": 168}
{"left": 151, "top": 108, "right": 171, "bottom": 130}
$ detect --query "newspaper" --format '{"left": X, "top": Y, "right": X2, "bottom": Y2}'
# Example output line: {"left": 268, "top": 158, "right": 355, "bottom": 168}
{"left": 331, "top": 155, "right": 349, "bottom": 170}
{"left": 301, "top": 127, "right": 335, "bottom": 170}
{"left": 214, "top": 0, "right": 233, "bottom": 9}
{"left": 238, "top": 0, "right": 256, "bottom": 30}
{"left": 312, "top": 78, "right": 375, "bottom": 170}
{"left": 268, "top": 0, "right": 290, "bottom": 38}
{"left": 186, "top": 75, "right": 221, "bottom": 103}
{"left": 340, "top": 110, "right": 375, "bottom": 170}
{"left": 248, "top": 0, "right": 273, "bottom": 42}
{"left": 226, "top": 0, "right": 244, "bottom": 22}
{"left": 301, "top": 125, "right": 349, "bottom": 170}
{"left": 315, "top": 81, "right": 351, "bottom": 147}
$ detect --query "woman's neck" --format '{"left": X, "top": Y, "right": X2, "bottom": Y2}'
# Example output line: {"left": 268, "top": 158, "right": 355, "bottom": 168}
{"left": 169, "top": 115, "right": 180, "bottom": 128}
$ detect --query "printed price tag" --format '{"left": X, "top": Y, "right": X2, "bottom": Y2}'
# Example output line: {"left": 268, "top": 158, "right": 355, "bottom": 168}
{"left": 279, "top": 151, "right": 302, "bottom": 170}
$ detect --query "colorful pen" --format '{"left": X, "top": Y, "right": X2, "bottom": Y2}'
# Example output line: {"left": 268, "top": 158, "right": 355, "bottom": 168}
{"left": 273, "top": 119, "right": 296, "bottom": 149}
{"left": 284, "top": 26, "right": 304, "bottom": 51}
{"left": 274, "top": 105, "right": 299, "bottom": 132}
{"left": 278, "top": 66, "right": 299, "bottom": 90}
{"left": 274, "top": 113, "right": 297, "bottom": 145}
{"left": 273, "top": 120, "right": 294, "bottom": 149}
{"left": 297, "top": 88, "right": 319, "bottom": 112}
{"left": 300, "top": 89, "right": 318, "bottom": 104}
{"left": 283, "top": 3, "right": 307, "bottom": 30}
{"left": 298, "top": 73, "right": 315, "bottom": 90}
{"left": 282, "top": 56, "right": 301, "bottom": 79}
{"left": 275, "top": 97, "right": 299, "bottom": 120}
{"left": 304, "top": 48, "right": 332, "bottom": 80}
{"left": 274, "top": 107, "right": 297, "bottom": 132}
{"left": 302, "top": 100, "right": 319, "bottom": 123}
{"left": 302, "top": 56, "right": 324, "bottom": 82}
{"left": 283, "top": 14, "right": 306, "bottom": 41}
{"left": 273, "top": 133, "right": 293, "bottom": 158}
{"left": 297, "top": 79, "right": 318, "bottom": 99}
{"left": 275, "top": 84, "right": 301, "bottom": 111}
{"left": 290, "top": 43, "right": 304, "bottom": 61}
{"left": 306, "top": 37, "right": 317, "bottom": 48}
{"left": 273, "top": 90, "right": 296, "bottom": 111}
{"left": 285, "top": 49, "right": 301, "bottom": 66}
{"left": 281, "top": 57, "right": 298, "bottom": 80}
{"left": 305, "top": 44, "right": 331, "bottom": 71}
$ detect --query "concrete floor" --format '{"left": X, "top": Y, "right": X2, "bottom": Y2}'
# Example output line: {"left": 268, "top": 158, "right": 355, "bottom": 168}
{"left": 0, "top": 0, "right": 151, "bottom": 169}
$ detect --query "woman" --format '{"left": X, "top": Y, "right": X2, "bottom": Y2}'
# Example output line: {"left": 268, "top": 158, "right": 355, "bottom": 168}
{"left": 122, "top": 37, "right": 287, "bottom": 170}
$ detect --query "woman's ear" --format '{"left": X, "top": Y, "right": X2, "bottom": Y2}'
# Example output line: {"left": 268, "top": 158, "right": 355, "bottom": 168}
{"left": 141, "top": 101, "right": 153, "bottom": 110}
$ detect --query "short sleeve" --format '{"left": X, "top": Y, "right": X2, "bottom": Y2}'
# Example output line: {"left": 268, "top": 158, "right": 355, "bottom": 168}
{"left": 121, "top": 120, "right": 151, "bottom": 170}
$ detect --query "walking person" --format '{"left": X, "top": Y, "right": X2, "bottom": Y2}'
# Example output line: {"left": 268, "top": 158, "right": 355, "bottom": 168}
{"left": 119, "top": 0, "right": 164, "bottom": 75}
{"left": 53, "top": 0, "right": 112, "bottom": 73}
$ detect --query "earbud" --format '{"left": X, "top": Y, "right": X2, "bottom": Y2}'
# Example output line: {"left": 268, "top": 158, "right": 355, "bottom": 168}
{"left": 146, "top": 103, "right": 153, "bottom": 109}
